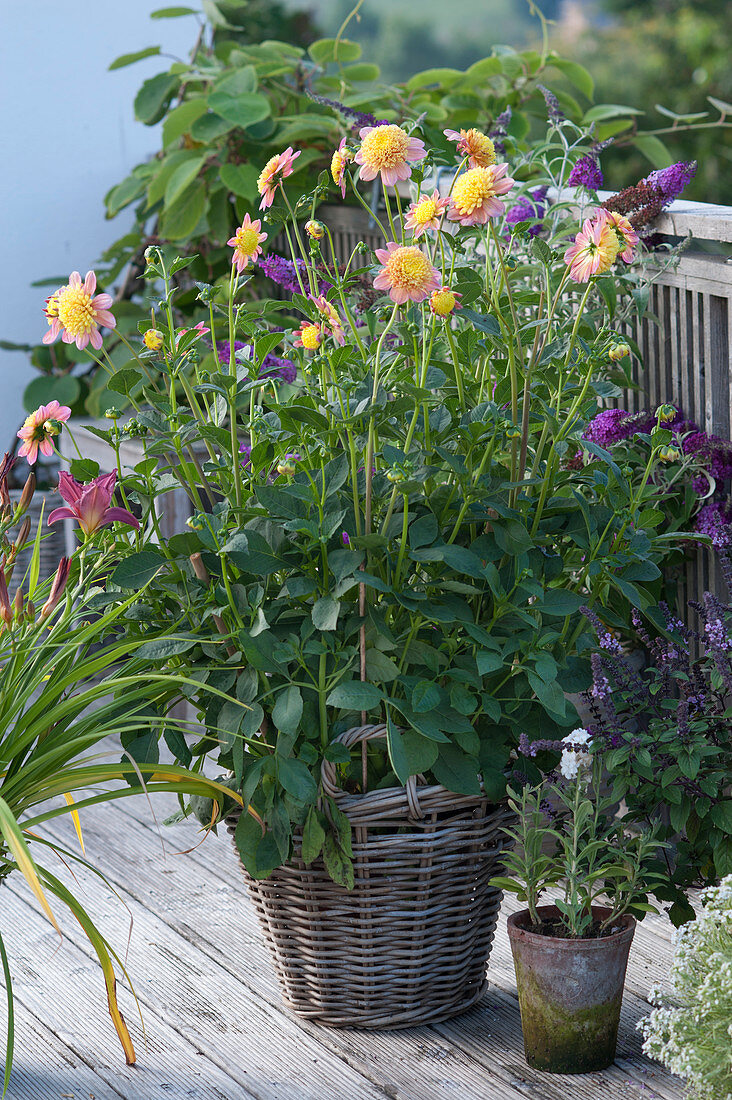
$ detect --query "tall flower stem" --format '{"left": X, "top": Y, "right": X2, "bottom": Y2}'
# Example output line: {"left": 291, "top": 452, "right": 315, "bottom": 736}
{"left": 227, "top": 267, "right": 242, "bottom": 508}
{"left": 364, "top": 302, "right": 399, "bottom": 535}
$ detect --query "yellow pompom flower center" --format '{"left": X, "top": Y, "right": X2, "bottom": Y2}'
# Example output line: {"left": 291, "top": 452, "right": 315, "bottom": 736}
{"left": 300, "top": 324, "right": 321, "bottom": 350}
{"left": 232, "top": 226, "right": 262, "bottom": 256}
{"left": 359, "top": 125, "right": 410, "bottom": 173}
{"left": 331, "top": 149, "right": 346, "bottom": 184}
{"left": 412, "top": 196, "right": 440, "bottom": 227}
{"left": 383, "top": 247, "right": 435, "bottom": 294}
{"left": 143, "top": 329, "right": 164, "bottom": 351}
{"left": 594, "top": 225, "right": 621, "bottom": 273}
{"left": 56, "top": 286, "right": 97, "bottom": 339}
{"left": 451, "top": 167, "right": 501, "bottom": 217}
{"left": 431, "top": 288, "right": 458, "bottom": 316}
{"left": 44, "top": 291, "right": 62, "bottom": 320}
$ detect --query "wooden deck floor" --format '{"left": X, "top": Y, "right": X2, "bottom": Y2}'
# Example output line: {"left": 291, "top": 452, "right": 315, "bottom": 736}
{"left": 2, "top": 791, "right": 686, "bottom": 1100}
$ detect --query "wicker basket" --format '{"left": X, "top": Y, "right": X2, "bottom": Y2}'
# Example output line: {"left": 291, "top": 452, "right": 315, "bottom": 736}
{"left": 227, "top": 723, "right": 513, "bottom": 1029}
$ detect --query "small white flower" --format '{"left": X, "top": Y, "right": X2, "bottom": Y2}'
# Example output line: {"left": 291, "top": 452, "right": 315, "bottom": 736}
{"left": 559, "top": 727, "right": 592, "bottom": 780}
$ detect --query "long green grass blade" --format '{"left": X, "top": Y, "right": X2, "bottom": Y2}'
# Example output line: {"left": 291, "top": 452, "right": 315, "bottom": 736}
{"left": 0, "top": 930, "right": 14, "bottom": 1098}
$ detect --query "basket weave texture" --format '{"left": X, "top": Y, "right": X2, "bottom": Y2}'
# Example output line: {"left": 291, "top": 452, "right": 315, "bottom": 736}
{"left": 227, "top": 723, "right": 513, "bottom": 1029}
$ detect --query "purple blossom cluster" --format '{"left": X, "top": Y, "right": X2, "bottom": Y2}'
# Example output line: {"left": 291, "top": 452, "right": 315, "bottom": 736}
{"left": 680, "top": 430, "right": 732, "bottom": 483}
{"left": 583, "top": 408, "right": 658, "bottom": 448}
{"left": 583, "top": 408, "right": 732, "bottom": 544}
{"left": 505, "top": 187, "right": 548, "bottom": 236}
{"left": 259, "top": 253, "right": 332, "bottom": 297}
{"left": 695, "top": 501, "right": 732, "bottom": 548}
{"left": 217, "top": 340, "right": 297, "bottom": 384}
{"left": 488, "top": 107, "right": 512, "bottom": 157}
{"left": 305, "top": 92, "right": 388, "bottom": 134}
{"left": 602, "top": 161, "right": 697, "bottom": 233}
{"left": 568, "top": 155, "right": 604, "bottom": 191}
{"left": 643, "top": 161, "right": 697, "bottom": 205}
{"left": 537, "top": 84, "right": 564, "bottom": 125}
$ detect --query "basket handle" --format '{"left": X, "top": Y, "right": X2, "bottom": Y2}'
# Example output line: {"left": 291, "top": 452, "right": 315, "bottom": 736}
{"left": 320, "top": 723, "right": 426, "bottom": 820}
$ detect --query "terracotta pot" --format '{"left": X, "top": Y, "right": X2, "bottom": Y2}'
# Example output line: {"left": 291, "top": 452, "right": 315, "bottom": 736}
{"left": 507, "top": 904, "right": 636, "bottom": 1073}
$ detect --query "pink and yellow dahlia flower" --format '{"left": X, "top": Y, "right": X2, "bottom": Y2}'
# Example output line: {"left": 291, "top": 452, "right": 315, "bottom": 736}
{"left": 563, "top": 210, "right": 620, "bottom": 282}
{"left": 430, "top": 286, "right": 463, "bottom": 317}
{"left": 355, "top": 125, "right": 426, "bottom": 187}
{"left": 331, "top": 138, "right": 351, "bottom": 198}
{"left": 228, "top": 214, "right": 267, "bottom": 273}
{"left": 311, "top": 295, "right": 345, "bottom": 346}
{"left": 294, "top": 322, "right": 323, "bottom": 351}
{"left": 373, "top": 243, "right": 441, "bottom": 305}
{"left": 603, "top": 210, "right": 638, "bottom": 264}
{"left": 143, "top": 329, "right": 164, "bottom": 351}
{"left": 257, "top": 147, "right": 300, "bottom": 210}
{"left": 444, "top": 128, "right": 496, "bottom": 169}
{"left": 405, "top": 190, "right": 449, "bottom": 239}
{"left": 447, "top": 164, "right": 515, "bottom": 227}
{"left": 17, "top": 401, "right": 72, "bottom": 465}
{"left": 42, "top": 271, "right": 115, "bottom": 351}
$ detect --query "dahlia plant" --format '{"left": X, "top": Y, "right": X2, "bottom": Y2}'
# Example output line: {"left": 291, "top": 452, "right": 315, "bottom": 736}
{"left": 639, "top": 875, "right": 732, "bottom": 1100}
{"left": 40, "top": 107, "right": 702, "bottom": 883}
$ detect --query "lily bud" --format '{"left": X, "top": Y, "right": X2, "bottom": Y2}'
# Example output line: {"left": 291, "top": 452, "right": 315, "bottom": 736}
{"left": 40, "top": 557, "right": 71, "bottom": 621}
{"left": 26, "top": 599, "right": 35, "bottom": 623}
{"left": 14, "top": 517, "right": 31, "bottom": 553}
{"left": 15, "top": 471, "right": 36, "bottom": 517}
{"left": 13, "top": 586, "right": 23, "bottom": 619}
{"left": 0, "top": 452, "right": 13, "bottom": 517}
{"left": 0, "top": 569, "right": 12, "bottom": 627}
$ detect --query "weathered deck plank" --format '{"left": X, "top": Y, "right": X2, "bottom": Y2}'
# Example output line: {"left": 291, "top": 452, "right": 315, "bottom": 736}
{"left": 1, "top": 791, "right": 687, "bottom": 1100}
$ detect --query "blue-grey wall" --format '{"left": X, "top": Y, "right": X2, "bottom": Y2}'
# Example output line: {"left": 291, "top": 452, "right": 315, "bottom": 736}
{"left": 0, "top": 3, "right": 194, "bottom": 455}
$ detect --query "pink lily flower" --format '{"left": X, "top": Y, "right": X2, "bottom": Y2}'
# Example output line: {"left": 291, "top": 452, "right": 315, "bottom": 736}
{"left": 48, "top": 471, "right": 139, "bottom": 536}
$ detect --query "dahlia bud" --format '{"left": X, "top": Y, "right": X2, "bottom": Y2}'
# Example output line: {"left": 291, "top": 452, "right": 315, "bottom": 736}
{"left": 656, "top": 404, "right": 677, "bottom": 425}
{"left": 608, "top": 343, "right": 630, "bottom": 361}
{"left": 276, "top": 453, "right": 301, "bottom": 477}
{"left": 143, "top": 329, "right": 165, "bottom": 352}
{"left": 659, "top": 446, "right": 681, "bottom": 463}
{"left": 305, "top": 220, "right": 325, "bottom": 240}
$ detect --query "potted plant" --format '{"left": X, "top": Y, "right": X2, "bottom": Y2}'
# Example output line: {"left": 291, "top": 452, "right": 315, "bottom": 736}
{"left": 582, "top": 551, "right": 732, "bottom": 925}
{"left": 497, "top": 732, "right": 665, "bottom": 1073}
{"left": 639, "top": 873, "right": 732, "bottom": 1100}
{"left": 0, "top": 449, "right": 251, "bottom": 1092}
{"left": 28, "top": 96, "right": 698, "bottom": 1029}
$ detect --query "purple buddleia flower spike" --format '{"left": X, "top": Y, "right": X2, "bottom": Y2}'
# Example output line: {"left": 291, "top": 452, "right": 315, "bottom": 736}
{"left": 643, "top": 161, "right": 697, "bottom": 204}
{"left": 537, "top": 85, "right": 564, "bottom": 125}
{"left": 568, "top": 155, "right": 603, "bottom": 190}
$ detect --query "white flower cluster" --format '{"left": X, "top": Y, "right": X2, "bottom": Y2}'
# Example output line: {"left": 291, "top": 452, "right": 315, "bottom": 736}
{"left": 559, "top": 728, "right": 592, "bottom": 781}
{"left": 639, "top": 873, "right": 732, "bottom": 1099}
